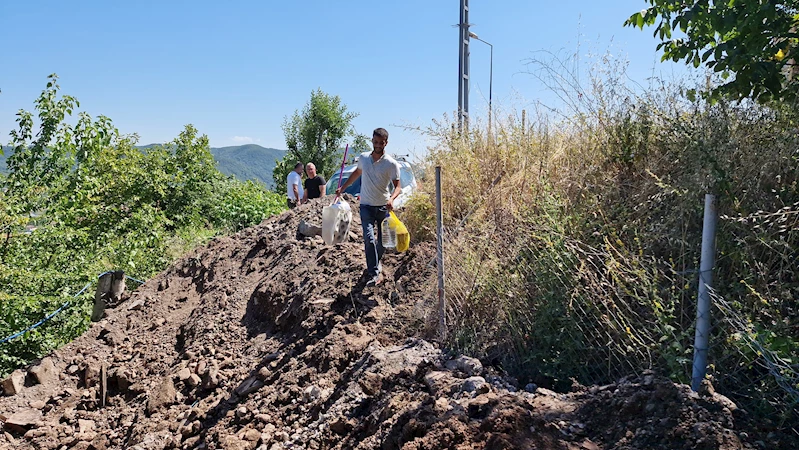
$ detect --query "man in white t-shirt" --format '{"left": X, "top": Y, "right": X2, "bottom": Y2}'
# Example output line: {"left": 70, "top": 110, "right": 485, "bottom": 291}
{"left": 335, "top": 128, "right": 401, "bottom": 286}
{"left": 286, "top": 162, "right": 304, "bottom": 209}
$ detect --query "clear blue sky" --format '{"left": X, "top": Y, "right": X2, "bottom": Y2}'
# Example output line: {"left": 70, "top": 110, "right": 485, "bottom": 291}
{"left": 1, "top": 1, "right": 695, "bottom": 158}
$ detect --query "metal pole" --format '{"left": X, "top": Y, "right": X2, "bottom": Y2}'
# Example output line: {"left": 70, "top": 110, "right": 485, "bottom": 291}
{"left": 691, "top": 193, "right": 717, "bottom": 391}
{"left": 457, "top": 0, "right": 464, "bottom": 130}
{"left": 436, "top": 166, "right": 446, "bottom": 340}
{"left": 464, "top": 0, "right": 470, "bottom": 131}
{"left": 458, "top": 0, "right": 470, "bottom": 131}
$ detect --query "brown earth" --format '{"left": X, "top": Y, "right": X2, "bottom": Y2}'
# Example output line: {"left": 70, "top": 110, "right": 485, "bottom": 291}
{"left": 0, "top": 196, "right": 791, "bottom": 449}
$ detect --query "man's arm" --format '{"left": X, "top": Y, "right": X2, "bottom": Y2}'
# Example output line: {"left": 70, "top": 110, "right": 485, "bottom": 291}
{"left": 318, "top": 177, "right": 326, "bottom": 198}
{"left": 387, "top": 179, "right": 401, "bottom": 210}
{"left": 335, "top": 168, "right": 362, "bottom": 195}
{"left": 293, "top": 183, "right": 301, "bottom": 204}
{"left": 302, "top": 181, "right": 309, "bottom": 203}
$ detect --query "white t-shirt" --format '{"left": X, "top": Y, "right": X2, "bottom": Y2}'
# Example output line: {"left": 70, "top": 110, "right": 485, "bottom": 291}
{"left": 286, "top": 171, "right": 304, "bottom": 201}
{"left": 357, "top": 151, "right": 401, "bottom": 206}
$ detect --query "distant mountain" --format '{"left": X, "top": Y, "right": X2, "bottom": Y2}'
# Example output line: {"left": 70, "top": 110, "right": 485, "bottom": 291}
{"left": 210, "top": 144, "right": 285, "bottom": 189}
{"left": 0, "top": 144, "right": 287, "bottom": 189}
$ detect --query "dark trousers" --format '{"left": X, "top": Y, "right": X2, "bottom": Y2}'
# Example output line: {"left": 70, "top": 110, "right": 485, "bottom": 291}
{"left": 360, "top": 204, "right": 387, "bottom": 277}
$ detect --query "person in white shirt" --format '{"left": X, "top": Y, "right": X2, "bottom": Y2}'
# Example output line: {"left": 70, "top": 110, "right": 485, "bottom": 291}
{"left": 286, "top": 162, "right": 304, "bottom": 209}
{"left": 335, "top": 128, "right": 401, "bottom": 286}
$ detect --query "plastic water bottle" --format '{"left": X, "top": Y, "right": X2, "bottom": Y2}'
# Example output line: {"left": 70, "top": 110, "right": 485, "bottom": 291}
{"left": 381, "top": 213, "right": 397, "bottom": 248}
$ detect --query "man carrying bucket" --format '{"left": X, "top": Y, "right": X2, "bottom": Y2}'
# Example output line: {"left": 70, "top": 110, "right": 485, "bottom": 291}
{"left": 336, "top": 128, "right": 401, "bottom": 286}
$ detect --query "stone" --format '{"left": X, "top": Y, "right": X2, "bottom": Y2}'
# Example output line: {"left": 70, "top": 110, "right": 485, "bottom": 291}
{"left": 78, "top": 419, "right": 95, "bottom": 434}
{"left": 221, "top": 435, "right": 254, "bottom": 450}
{"left": 187, "top": 374, "right": 202, "bottom": 387}
{"left": 444, "top": 356, "right": 483, "bottom": 376}
{"left": 699, "top": 379, "right": 715, "bottom": 396}
{"left": 1, "top": 370, "right": 26, "bottom": 396}
{"left": 235, "top": 376, "right": 264, "bottom": 396}
{"left": 203, "top": 369, "right": 220, "bottom": 389}
{"left": 112, "top": 368, "right": 135, "bottom": 393}
{"left": 423, "top": 371, "right": 456, "bottom": 396}
{"left": 84, "top": 363, "right": 101, "bottom": 388}
{"left": 3, "top": 409, "right": 42, "bottom": 433}
{"left": 257, "top": 367, "right": 271, "bottom": 381}
{"left": 358, "top": 373, "right": 382, "bottom": 396}
{"left": 462, "top": 376, "right": 490, "bottom": 394}
{"left": 303, "top": 385, "right": 321, "bottom": 402}
{"left": 244, "top": 429, "right": 261, "bottom": 442}
{"left": 524, "top": 383, "right": 538, "bottom": 393}
{"left": 30, "top": 400, "right": 47, "bottom": 410}
{"left": 146, "top": 377, "right": 177, "bottom": 414}
{"left": 330, "top": 417, "right": 353, "bottom": 435}
{"left": 99, "top": 326, "right": 123, "bottom": 346}
{"left": 176, "top": 368, "right": 192, "bottom": 381}
{"left": 127, "top": 299, "right": 144, "bottom": 311}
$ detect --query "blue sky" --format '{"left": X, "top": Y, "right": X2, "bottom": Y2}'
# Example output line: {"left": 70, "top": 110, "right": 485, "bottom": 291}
{"left": 1, "top": 1, "right": 696, "bottom": 158}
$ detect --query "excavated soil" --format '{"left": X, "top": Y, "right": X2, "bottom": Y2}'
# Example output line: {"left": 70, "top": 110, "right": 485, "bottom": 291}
{"left": 0, "top": 196, "right": 793, "bottom": 450}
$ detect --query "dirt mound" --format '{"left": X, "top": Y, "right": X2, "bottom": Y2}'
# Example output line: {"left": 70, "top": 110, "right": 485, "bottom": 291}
{"left": 0, "top": 197, "right": 789, "bottom": 449}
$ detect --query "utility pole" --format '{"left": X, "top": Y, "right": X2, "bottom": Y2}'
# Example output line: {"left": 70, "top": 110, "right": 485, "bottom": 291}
{"left": 458, "top": 0, "right": 470, "bottom": 131}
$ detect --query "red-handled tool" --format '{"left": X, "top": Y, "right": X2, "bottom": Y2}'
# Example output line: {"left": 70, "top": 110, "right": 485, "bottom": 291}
{"left": 333, "top": 143, "right": 349, "bottom": 203}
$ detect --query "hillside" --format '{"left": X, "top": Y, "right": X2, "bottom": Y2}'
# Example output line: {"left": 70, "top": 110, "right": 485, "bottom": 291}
{"left": 210, "top": 145, "right": 285, "bottom": 189}
{"left": 0, "top": 197, "right": 783, "bottom": 450}
{"left": 0, "top": 145, "right": 286, "bottom": 189}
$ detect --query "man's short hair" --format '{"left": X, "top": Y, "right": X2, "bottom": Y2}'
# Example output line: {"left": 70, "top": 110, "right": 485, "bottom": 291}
{"left": 294, "top": 162, "right": 303, "bottom": 169}
{"left": 373, "top": 128, "right": 389, "bottom": 140}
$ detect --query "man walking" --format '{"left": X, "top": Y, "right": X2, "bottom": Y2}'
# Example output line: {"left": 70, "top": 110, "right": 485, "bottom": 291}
{"left": 336, "top": 128, "right": 401, "bottom": 286}
{"left": 302, "top": 162, "right": 326, "bottom": 203}
{"left": 286, "top": 162, "right": 304, "bottom": 209}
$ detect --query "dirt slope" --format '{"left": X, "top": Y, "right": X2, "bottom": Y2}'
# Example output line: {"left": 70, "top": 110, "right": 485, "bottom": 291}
{"left": 0, "top": 196, "right": 788, "bottom": 450}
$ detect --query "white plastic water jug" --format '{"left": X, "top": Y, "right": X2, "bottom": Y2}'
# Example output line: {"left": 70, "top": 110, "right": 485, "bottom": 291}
{"left": 381, "top": 213, "right": 397, "bottom": 249}
{"left": 322, "top": 200, "right": 352, "bottom": 245}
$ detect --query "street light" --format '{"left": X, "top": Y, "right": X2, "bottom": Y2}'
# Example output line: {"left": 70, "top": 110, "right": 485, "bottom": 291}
{"left": 468, "top": 31, "right": 493, "bottom": 137}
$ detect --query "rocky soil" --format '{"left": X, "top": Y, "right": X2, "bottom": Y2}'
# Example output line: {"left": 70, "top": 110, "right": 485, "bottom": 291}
{"left": 1, "top": 196, "right": 792, "bottom": 450}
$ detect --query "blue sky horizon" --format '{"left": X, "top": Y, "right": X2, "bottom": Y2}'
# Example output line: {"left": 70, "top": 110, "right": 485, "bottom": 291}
{"left": 1, "top": 1, "right": 698, "bottom": 160}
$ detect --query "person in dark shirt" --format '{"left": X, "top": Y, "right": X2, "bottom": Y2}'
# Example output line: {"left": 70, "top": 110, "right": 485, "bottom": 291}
{"left": 302, "top": 162, "right": 326, "bottom": 202}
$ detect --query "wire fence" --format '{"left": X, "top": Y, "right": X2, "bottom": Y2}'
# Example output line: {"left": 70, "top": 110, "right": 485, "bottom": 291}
{"left": 435, "top": 169, "right": 799, "bottom": 436}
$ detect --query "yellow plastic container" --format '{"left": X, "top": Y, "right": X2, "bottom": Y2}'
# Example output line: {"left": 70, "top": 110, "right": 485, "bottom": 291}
{"left": 389, "top": 211, "right": 410, "bottom": 252}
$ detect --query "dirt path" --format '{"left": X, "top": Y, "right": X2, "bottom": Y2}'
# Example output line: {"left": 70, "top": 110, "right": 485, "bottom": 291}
{"left": 0, "top": 197, "right": 787, "bottom": 449}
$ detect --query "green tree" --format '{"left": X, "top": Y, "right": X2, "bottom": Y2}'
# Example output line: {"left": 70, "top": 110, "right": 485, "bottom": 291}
{"left": 626, "top": 1, "right": 799, "bottom": 102}
{"left": 273, "top": 89, "right": 358, "bottom": 193}
{"left": 5, "top": 74, "right": 79, "bottom": 217}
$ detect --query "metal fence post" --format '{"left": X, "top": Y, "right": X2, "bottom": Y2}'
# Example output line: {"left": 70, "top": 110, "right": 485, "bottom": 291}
{"left": 692, "top": 193, "right": 718, "bottom": 391}
{"left": 436, "top": 166, "right": 447, "bottom": 340}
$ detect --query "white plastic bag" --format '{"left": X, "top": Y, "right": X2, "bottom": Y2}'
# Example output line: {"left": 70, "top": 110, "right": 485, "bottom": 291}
{"left": 322, "top": 199, "right": 352, "bottom": 245}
